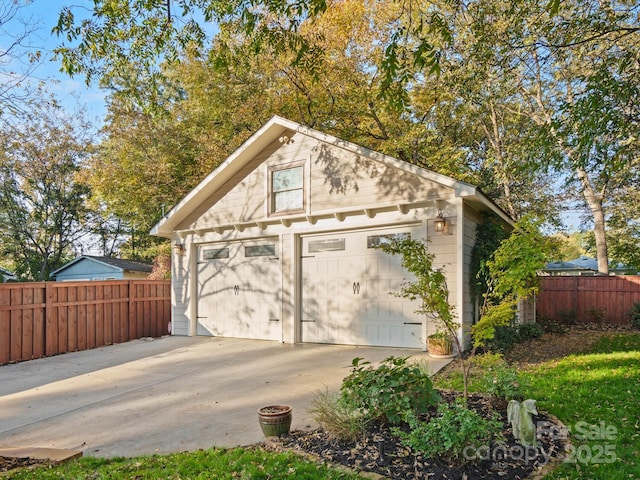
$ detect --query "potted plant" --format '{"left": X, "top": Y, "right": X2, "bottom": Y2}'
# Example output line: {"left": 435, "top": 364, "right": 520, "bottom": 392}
{"left": 427, "top": 331, "right": 456, "bottom": 358}
{"left": 258, "top": 405, "right": 292, "bottom": 437}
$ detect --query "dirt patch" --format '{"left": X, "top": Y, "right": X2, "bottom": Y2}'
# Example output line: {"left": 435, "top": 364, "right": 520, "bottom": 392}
{"left": 506, "top": 325, "right": 632, "bottom": 367}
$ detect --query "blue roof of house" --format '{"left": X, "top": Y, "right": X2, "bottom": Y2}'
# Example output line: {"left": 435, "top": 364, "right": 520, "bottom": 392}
{"left": 0, "top": 267, "right": 16, "bottom": 280}
{"left": 545, "top": 255, "right": 630, "bottom": 272}
{"left": 50, "top": 256, "right": 153, "bottom": 277}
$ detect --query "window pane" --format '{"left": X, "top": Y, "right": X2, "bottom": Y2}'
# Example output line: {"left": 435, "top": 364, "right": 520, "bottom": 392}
{"left": 274, "top": 189, "right": 303, "bottom": 211}
{"left": 308, "top": 238, "right": 346, "bottom": 253}
{"left": 245, "top": 244, "right": 276, "bottom": 257}
{"left": 273, "top": 166, "right": 303, "bottom": 192}
{"left": 203, "top": 248, "right": 229, "bottom": 259}
{"left": 367, "top": 233, "right": 411, "bottom": 248}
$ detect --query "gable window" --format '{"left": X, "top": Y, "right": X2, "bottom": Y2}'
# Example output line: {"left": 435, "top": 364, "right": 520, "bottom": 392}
{"left": 270, "top": 164, "right": 304, "bottom": 213}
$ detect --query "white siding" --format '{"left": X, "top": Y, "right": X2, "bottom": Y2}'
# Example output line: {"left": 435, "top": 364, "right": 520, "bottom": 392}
{"left": 171, "top": 246, "right": 192, "bottom": 336}
{"left": 177, "top": 132, "right": 455, "bottom": 233}
{"left": 462, "top": 205, "right": 482, "bottom": 347}
{"left": 425, "top": 204, "right": 458, "bottom": 339}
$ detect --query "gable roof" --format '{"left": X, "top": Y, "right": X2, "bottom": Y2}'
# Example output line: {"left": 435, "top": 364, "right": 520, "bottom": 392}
{"left": 50, "top": 256, "right": 153, "bottom": 277}
{"left": 151, "top": 115, "right": 512, "bottom": 238}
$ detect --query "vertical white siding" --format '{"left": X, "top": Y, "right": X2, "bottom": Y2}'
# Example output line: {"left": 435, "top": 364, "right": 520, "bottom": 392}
{"left": 425, "top": 201, "right": 458, "bottom": 339}
{"left": 171, "top": 241, "right": 192, "bottom": 336}
{"left": 462, "top": 204, "right": 482, "bottom": 348}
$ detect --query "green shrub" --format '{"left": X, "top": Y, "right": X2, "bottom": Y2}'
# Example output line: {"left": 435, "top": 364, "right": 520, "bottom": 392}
{"left": 537, "top": 316, "right": 567, "bottom": 334}
{"left": 627, "top": 302, "right": 640, "bottom": 330}
{"left": 485, "top": 325, "right": 520, "bottom": 353}
{"left": 394, "top": 401, "right": 504, "bottom": 465}
{"left": 471, "top": 352, "right": 505, "bottom": 369}
{"left": 340, "top": 357, "right": 441, "bottom": 425}
{"left": 480, "top": 363, "right": 523, "bottom": 401}
{"left": 308, "top": 389, "right": 368, "bottom": 442}
{"left": 517, "top": 323, "right": 543, "bottom": 341}
{"left": 484, "top": 322, "right": 544, "bottom": 353}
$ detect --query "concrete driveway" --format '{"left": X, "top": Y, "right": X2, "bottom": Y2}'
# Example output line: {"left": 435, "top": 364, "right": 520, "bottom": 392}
{"left": 0, "top": 336, "right": 451, "bottom": 458}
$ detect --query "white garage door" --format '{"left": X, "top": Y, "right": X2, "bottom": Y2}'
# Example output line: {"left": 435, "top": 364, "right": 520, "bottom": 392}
{"left": 196, "top": 239, "right": 281, "bottom": 340}
{"left": 301, "top": 226, "right": 425, "bottom": 348}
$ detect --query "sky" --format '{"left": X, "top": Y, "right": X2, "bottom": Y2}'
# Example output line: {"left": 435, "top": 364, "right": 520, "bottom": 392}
{"left": 4, "top": 0, "right": 107, "bottom": 123}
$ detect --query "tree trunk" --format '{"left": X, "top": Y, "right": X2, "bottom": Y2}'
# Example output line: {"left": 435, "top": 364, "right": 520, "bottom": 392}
{"left": 575, "top": 167, "right": 609, "bottom": 274}
{"left": 527, "top": 51, "right": 610, "bottom": 274}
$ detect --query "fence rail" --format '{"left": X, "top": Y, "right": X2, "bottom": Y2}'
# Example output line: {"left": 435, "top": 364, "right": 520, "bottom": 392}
{"left": 0, "top": 280, "right": 171, "bottom": 365}
{"left": 537, "top": 276, "right": 640, "bottom": 325}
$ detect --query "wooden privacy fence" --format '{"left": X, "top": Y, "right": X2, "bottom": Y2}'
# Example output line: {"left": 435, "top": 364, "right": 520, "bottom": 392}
{"left": 537, "top": 276, "right": 640, "bottom": 325}
{"left": 0, "top": 280, "right": 171, "bottom": 365}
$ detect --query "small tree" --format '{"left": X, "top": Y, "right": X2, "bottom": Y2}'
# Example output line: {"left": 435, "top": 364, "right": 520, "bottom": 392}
{"left": 472, "top": 216, "right": 560, "bottom": 348}
{"left": 379, "top": 238, "right": 470, "bottom": 402}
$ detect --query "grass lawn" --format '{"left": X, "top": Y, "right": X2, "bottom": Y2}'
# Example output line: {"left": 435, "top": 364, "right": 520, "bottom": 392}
{"left": 4, "top": 446, "right": 362, "bottom": 479}
{"left": 5, "top": 332, "right": 639, "bottom": 479}
{"left": 522, "top": 333, "right": 640, "bottom": 479}
{"left": 435, "top": 332, "right": 640, "bottom": 480}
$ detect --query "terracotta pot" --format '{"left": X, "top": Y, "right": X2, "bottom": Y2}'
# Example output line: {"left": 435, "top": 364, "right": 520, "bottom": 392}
{"left": 428, "top": 334, "right": 457, "bottom": 358}
{"left": 258, "top": 405, "right": 292, "bottom": 437}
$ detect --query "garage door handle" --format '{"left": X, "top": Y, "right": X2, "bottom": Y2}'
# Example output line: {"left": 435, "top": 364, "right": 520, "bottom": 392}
{"left": 268, "top": 257, "right": 280, "bottom": 261}
{"left": 404, "top": 322, "right": 421, "bottom": 325}
{"left": 269, "top": 318, "right": 280, "bottom": 322}
{"left": 301, "top": 319, "right": 315, "bottom": 322}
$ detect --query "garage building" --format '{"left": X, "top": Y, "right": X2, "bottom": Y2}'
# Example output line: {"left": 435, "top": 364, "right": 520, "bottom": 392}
{"left": 151, "top": 116, "right": 512, "bottom": 350}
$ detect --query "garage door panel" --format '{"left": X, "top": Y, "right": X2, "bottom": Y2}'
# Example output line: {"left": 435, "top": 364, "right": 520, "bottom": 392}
{"left": 197, "top": 239, "right": 281, "bottom": 341}
{"left": 301, "top": 226, "right": 425, "bottom": 348}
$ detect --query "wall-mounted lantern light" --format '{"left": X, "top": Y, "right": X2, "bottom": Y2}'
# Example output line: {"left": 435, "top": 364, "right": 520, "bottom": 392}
{"left": 173, "top": 241, "right": 186, "bottom": 255}
{"left": 434, "top": 210, "right": 447, "bottom": 232}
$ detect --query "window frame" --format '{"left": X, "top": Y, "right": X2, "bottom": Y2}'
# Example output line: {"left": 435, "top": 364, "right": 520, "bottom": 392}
{"left": 267, "top": 161, "right": 307, "bottom": 216}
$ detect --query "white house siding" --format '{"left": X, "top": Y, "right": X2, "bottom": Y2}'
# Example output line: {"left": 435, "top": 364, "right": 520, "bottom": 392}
{"left": 178, "top": 132, "right": 455, "bottom": 233}
{"left": 462, "top": 204, "right": 482, "bottom": 344}
{"left": 171, "top": 248, "right": 191, "bottom": 336}
{"left": 423, "top": 202, "right": 458, "bottom": 340}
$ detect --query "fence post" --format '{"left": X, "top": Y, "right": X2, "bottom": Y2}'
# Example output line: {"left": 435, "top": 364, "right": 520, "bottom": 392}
{"left": 128, "top": 280, "right": 136, "bottom": 341}
{"left": 45, "top": 282, "right": 57, "bottom": 356}
{"left": 572, "top": 277, "right": 579, "bottom": 318}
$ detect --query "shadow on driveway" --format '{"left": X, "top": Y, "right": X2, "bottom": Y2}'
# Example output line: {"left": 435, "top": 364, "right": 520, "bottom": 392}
{"left": 0, "top": 336, "right": 450, "bottom": 458}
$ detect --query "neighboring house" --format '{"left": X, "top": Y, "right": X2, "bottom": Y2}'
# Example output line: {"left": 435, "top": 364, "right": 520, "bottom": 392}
{"left": 50, "top": 256, "right": 153, "bottom": 282}
{"left": 543, "top": 255, "right": 634, "bottom": 276}
{"left": 0, "top": 267, "right": 17, "bottom": 283}
{"left": 151, "top": 116, "right": 513, "bottom": 350}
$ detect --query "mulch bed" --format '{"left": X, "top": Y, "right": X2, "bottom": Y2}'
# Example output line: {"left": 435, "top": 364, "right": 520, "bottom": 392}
{"left": 275, "top": 391, "right": 569, "bottom": 480}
